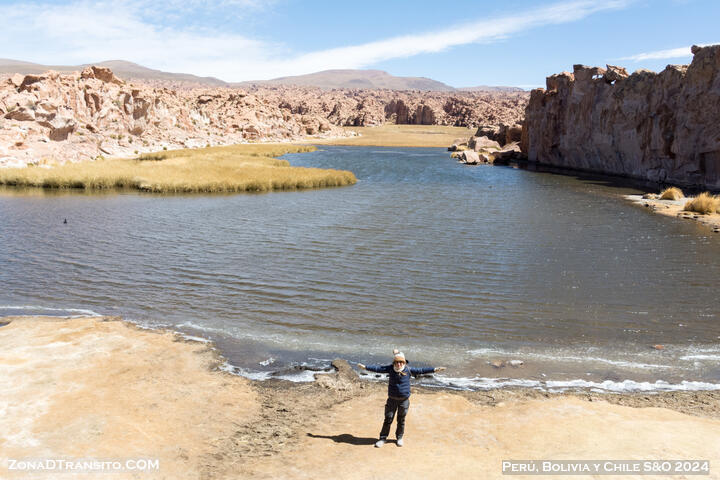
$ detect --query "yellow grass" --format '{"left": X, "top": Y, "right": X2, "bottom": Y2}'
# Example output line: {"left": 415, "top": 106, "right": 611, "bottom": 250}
{"left": 659, "top": 187, "right": 683, "bottom": 200}
{"left": 0, "top": 144, "right": 357, "bottom": 193}
{"left": 683, "top": 192, "right": 720, "bottom": 214}
{"left": 314, "top": 124, "right": 475, "bottom": 147}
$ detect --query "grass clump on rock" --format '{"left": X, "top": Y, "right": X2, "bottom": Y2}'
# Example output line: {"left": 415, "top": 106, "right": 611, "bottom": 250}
{"left": 0, "top": 144, "right": 357, "bottom": 193}
{"left": 683, "top": 192, "right": 720, "bottom": 214}
{"left": 659, "top": 187, "right": 684, "bottom": 200}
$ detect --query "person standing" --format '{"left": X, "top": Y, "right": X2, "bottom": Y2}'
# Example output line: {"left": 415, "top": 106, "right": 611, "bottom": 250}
{"left": 358, "top": 349, "right": 445, "bottom": 447}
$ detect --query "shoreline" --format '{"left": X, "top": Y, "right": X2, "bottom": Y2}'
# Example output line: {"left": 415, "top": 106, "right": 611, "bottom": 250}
{"left": 626, "top": 194, "right": 720, "bottom": 233}
{"left": 2, "top": 315, "right": 720, "bottom": 479}
{"left": 5, "top": 309, "right": 720, "bottom": 395}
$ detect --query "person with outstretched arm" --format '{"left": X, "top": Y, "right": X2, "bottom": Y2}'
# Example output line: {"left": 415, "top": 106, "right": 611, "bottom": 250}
{"left": 357, "top": 349, "right": 446, "bottom": 448}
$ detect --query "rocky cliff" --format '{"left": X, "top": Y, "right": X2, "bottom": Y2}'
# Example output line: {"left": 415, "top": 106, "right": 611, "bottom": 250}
{"left": 523, "top": 45, "right": 720, "bottom": 190}
{"left": 0, "top": 67, "right": 528, "bottom": 167}
{"left": 245, "top": 85, "right": 528, "bottom": 128}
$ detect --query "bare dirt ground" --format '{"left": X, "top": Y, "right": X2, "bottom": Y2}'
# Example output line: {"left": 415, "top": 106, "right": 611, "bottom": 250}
{"left": 1, "top": 315, "right": 719, "bottom": 480}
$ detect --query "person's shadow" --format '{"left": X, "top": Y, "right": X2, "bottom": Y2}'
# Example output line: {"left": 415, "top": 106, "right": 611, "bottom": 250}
{"left": 306, "top": 433, "right": 379, "bottom": 446}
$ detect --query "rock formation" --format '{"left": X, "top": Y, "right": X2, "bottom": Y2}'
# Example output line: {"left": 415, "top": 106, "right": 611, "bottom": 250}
{"left": 0, "top": 66, "right": 528, "bottom": 168}
{"left": 245, "top": 85, "right": 528, "bottom": 128}
{"left": 0, "top": 67, "right": 344, "bottom": 167}
{"left": 523, "top": 45, "right": 720, "bottom": 190}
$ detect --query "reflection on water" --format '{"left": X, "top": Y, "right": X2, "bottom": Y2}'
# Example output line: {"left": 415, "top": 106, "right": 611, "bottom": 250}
{"left": 1, "top": 146, "right": 719, "bottom": 390}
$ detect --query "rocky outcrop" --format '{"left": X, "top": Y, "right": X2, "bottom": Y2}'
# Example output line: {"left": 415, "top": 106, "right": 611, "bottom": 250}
{"left": 0, "top": 67, "right": 528, "bottom": 168}
{"left": 452, "top": 135, "right": 523, "bottom": 166}
{"left": 523, "top": 45, "right": 720, "bottom": 190}
{"left": 0, "top": 69, "right": 346, "bottom": 167}
{"left": 248, "top": 85, "right": 528, "bottom": 128}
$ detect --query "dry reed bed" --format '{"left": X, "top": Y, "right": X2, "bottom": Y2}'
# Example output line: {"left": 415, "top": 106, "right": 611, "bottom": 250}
{"left": 0, "top": 145, "right": 357, "bottom": 193}
{"left": 659, "top": 187, "right": 683, "bottom": 200}
{"left": 684, "top": 192, "right": 720, "bottom": 214}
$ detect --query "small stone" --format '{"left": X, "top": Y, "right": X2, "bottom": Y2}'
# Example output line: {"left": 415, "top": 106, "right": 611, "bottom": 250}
{"left": 490, "top": 360, "right": 506, "bottom": 368}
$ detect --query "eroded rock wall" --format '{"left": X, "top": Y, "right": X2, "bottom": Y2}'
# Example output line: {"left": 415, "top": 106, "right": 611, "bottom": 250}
{"left": 523, "top": 45, "right": 720, "bottom": 190}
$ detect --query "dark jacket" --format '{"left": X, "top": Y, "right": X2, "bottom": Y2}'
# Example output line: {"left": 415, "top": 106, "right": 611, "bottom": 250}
{"left": 365, "top": 364, "right": 435, "bottom": 398}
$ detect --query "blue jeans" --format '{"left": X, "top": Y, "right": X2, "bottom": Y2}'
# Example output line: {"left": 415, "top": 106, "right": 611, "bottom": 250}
{"left": 379, "top": 396, "right": 409, "bottom": 439}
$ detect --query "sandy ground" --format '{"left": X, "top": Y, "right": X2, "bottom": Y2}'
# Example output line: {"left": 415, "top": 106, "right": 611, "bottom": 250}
{"left": 0, "top": 316, "right": 259, "bottom": 479}
{"left": 311, "top": 124, "right": 475, "bottom": 147}
{"left": 627, "top": 194, "right": 720, "bottom": 233}
{"left": 2, "top": 315, "right": 720, "bottom": 480}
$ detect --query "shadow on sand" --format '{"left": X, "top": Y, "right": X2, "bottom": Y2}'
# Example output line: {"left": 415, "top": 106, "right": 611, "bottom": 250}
{"left": 306, "top": 433, "right": 381, "bottom": 446}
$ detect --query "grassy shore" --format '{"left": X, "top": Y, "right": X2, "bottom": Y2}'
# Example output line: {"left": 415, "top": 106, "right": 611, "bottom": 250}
{"left": 0, "top": 144, "right": 356, "bottom": 193}
{"left": 313, "top": 124, "right": 475, "bottom": 147}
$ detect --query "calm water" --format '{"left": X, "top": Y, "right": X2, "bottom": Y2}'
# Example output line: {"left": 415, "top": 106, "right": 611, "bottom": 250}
{"left": 1, "top": 146, "right": 719, "bottom": 391}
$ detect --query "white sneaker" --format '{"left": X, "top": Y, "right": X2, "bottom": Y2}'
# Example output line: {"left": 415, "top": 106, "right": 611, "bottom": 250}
{"left": 396, "top": 437, "right": 404, "bottom": 447}
{"left": 375, "top": 438, "right": 386, "bottom": 448}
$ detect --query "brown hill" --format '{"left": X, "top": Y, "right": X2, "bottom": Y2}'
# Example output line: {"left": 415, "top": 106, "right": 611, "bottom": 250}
{"left": 458, "top": 85, "right": 526, "bottom": 92}
{"left": 239, "top": 69, "right": 455, "bottom": 91}
{"left": 0, "top": 59, "right": 227, "bottom": 86}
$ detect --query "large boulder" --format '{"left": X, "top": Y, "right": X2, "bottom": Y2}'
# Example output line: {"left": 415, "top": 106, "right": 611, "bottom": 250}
{"left": 448, "top": 138, "right": 468, "bottom": 151}
{"left": 468, "top": 135, "right": 501, "bottom": 151}
{"left": 314, "top": 359, "right": 360, "bottom": 391}
{"left": 475, "top": 124, "right": 501, "bottom": 141}
{"left": 489, "top": 142, "right": 523, "bottom": 165}
{"left": 4, "top": 107, "right": 35, "bottom": 122}
{"left": 18, "top": 74, "right": 45, "bottom": 92}
{"left": 80, "top": 66, "right": 124, "bottom": 85}
{"left": 457, "top": 150, "right": 481, "bottom": 165}
{"left": 46, "top": 114, "right": 77, "bottom": 141}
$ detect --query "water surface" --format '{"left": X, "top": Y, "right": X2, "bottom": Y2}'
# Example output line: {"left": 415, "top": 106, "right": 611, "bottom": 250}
{"left": 1, "top": 146, "right": 719, "bottom": 391}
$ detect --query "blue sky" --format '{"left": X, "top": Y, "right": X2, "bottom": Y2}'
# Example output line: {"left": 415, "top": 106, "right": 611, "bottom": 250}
{"left": 0, "top": 0, "right": 717, "bottom": 88}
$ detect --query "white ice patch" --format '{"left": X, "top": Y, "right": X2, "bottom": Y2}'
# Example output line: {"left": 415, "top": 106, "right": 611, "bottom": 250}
{"left": 415, "top": 375, "right": 720, "bottom": 393}
{"left": 219, "top": 362, "right": 331, "bottom": 383}
{"left": 543, "top": 379, "right": 720, "bottom": 393}
{"left": 680, "top": 354, "right": 720, "bottom": 361}
{"left": 178, "top": 334, "right": 211, "bottom": 344}
{"left": 0, "top": 305, "right": 101, "bottom": 317}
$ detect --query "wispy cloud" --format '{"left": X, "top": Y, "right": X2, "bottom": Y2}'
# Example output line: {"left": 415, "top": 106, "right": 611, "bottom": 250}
{"left": 620, "top": 43, "right": 718, "bottom": 62}
{"left": 267, "top": 0, "right": 633, "bottom": 77}
{"left": 0, "top": 0, "right": 633, "bottom": 81}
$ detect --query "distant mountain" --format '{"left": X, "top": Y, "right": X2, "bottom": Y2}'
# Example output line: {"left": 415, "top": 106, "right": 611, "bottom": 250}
{"left": 458, "top": 85, "right": 527, "bottom": 92}
{"left": 0, "top": 59, "right": 228, "bottom": 86}
{"left": 1, "top": 59, "right": 524, "bottom": 92}
{"left": 238, "top": 69, "right": 456, "bottom": 91}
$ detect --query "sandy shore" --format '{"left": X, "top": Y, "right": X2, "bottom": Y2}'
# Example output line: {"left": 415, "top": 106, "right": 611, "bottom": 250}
{"left": 627, "top": 194, "right": 720, "bottom": 233}
{"left": 2, "top": 315, "right": 720, "bottom": 479}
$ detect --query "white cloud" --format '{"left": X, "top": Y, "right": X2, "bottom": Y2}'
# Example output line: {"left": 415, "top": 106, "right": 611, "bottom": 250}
{"left": 275, "top": 0, "right": 633, "bottom": 75}
{"left": 0, "top": 0, "right": 633, "bottom": 81}
{"left": 620, "top": 43, "right": 718, "bottom": 62}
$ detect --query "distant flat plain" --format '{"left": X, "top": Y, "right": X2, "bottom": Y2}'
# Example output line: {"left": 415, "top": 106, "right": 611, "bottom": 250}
{"left": 313, "top": 124, "right": 475, "bottom": 147}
